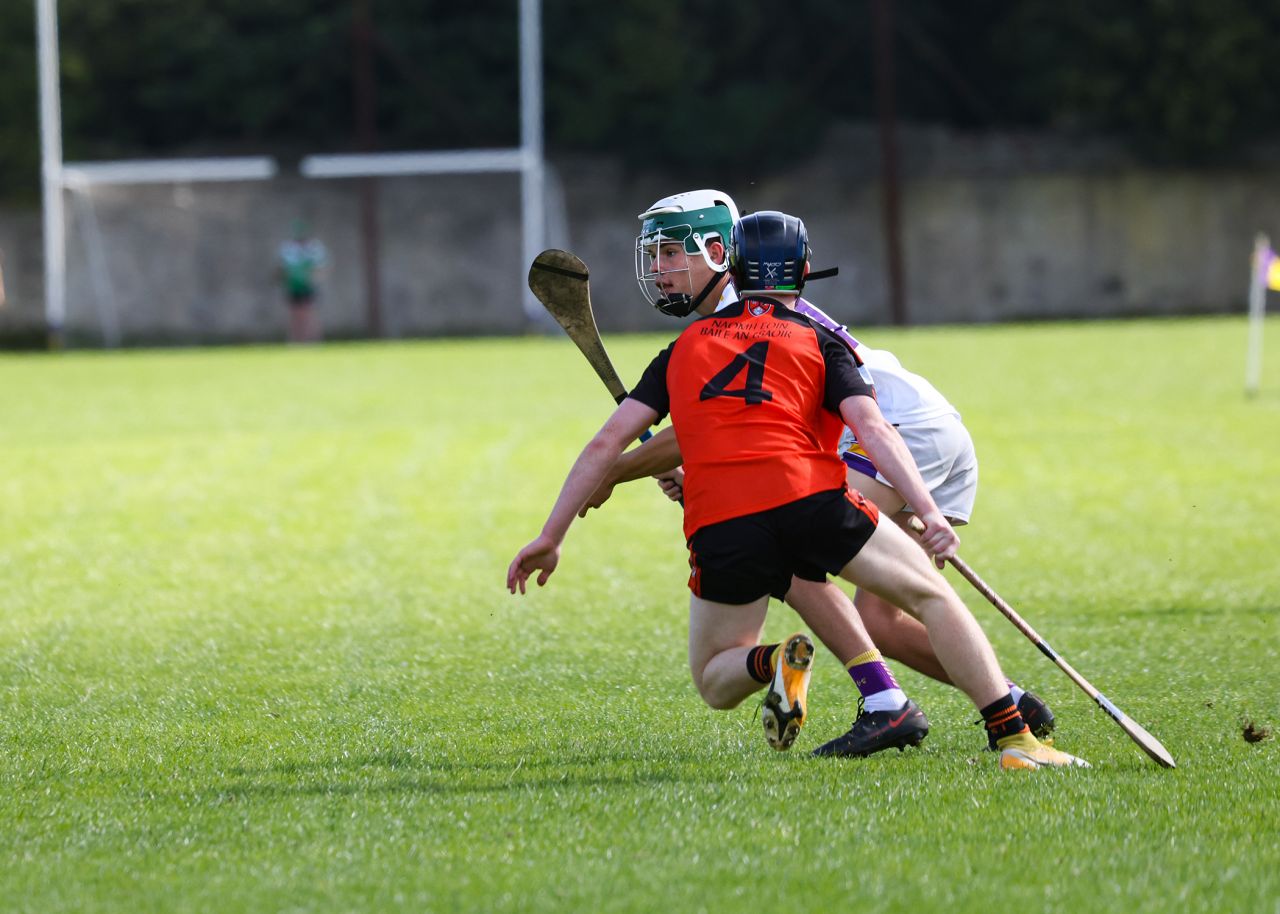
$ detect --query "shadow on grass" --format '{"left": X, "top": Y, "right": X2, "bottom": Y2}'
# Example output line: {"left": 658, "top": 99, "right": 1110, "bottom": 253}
{"left": 226, "top": 747, "right": 705, "bottom": 778}
{"left": 1108, "top": 604, "right": 1280, "bottom": 620}
{"left": 205, "top": 748, "right": 713, "bottom": 800}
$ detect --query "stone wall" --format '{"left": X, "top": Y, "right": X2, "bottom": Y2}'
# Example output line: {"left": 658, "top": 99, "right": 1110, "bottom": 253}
{"left": 2, "top": 125, "right": 1278, "bottom": 346}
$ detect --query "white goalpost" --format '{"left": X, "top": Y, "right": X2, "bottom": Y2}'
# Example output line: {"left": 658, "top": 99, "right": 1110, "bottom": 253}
{"left": 35, "top": 0, "right": 64, "bottom": 346}
{"left": 35, "top": 0, "right": 547, "bottom": 347}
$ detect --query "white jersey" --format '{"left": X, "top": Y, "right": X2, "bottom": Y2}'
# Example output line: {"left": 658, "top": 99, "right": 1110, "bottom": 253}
{"left": 716, "top": 284, "right": 977, "bottom": 519}
{"left": 717, "top": 285, "right": 958, "bottom": 424}
{"left": 854, "top": 346, "right": 959, "bottom": 426}
{"left": 793, "top": 298, "right": 959, "bottom": 427}
{"left": 793, "top": 296, "right": 977, "bottom": 520}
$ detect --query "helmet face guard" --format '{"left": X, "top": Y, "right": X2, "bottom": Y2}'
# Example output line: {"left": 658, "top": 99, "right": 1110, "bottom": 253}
{"left": 729, "top": 211, "right": 810, "bottom": 296}
{"left": 635, "top": 223, "right": 701, "bottom": 316}
{"left": 635, "top": 192, "right": 738, "bottom": 317}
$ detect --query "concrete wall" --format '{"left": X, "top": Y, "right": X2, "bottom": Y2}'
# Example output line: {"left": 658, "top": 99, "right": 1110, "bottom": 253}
{"left": 2, "top": 125, "right": 1278, "bottom": 346}
{"left": 0, "top": 209, "right": 47, "bottom": 346}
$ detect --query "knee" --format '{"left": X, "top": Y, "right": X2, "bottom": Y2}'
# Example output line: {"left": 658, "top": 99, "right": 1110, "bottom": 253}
{"left": 703, "top": 691, "right": 744, "bottom": 711}
{"left": 856, "top": 592, "right": 911, "bottom": 637}
{"left": 909, "top": 589, "right": 966, "bottom": 628}
{"left": 690, "top": 667, "right": 745, "bottom": 711}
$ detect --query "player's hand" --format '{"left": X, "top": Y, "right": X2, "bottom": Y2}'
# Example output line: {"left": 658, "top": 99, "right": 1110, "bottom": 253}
{"left": 655, "top": 467, "right": 684, "bottom": 503}
{"left": 578, "top": 479, "right": 615, "bottom": 517}
{"left": 507, "top": 534, "right": 561, "bottom": 594}
{"left": 915, "top": 512, "right": 959, "bottom": 568}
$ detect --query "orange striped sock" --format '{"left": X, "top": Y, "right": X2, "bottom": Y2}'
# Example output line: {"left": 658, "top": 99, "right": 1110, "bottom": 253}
{"left": 746, "top": 643, "right": 781, "bottom": 684}
{"left": 980, "top": 693, "right": 1027, "bottom": 743}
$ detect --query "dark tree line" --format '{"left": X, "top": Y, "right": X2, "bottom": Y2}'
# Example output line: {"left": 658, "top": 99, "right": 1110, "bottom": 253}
{"left": 2, "top": 0, "right": 1280, "bottom": 200}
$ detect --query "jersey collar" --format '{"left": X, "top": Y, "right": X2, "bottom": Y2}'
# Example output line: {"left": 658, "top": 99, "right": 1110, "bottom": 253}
{"left": 714, "top": 282, "right": 740, "bottom": 313}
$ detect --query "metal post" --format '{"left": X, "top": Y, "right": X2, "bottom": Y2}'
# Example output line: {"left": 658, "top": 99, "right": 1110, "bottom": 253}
{"left": 36, "top": 0, "right": 66, "bottom": 349}
{"left": 519, "top": 0, "right": 545, "bottom": 326}
{"left": 353, "top": 0, "right": 382, "bottom": 337}
{"left": 872, "top": 0, "right": 907, "bottom": 326}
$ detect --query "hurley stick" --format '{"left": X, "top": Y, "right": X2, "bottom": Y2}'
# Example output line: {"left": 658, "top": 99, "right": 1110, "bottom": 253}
{"left": 528, "top": 249, "right": 651, "bottom": 441}
{"left": 908, "top": 516, "right": 1176, "bottom": 768}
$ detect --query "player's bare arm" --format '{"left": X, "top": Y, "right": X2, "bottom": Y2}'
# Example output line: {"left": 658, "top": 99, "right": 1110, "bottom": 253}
{"left": 580, "top": 425, "right": 682, "bottom": 515}
{"left": 508, "top": 398, "right": 660, "bottom": 593}
{"left": 839, "top": 394, "right": 958, "bottom": 565}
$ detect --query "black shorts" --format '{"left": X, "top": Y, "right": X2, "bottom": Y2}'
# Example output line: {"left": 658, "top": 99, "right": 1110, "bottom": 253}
{"left": 686, "top": 487, "right": 880, "bottom": 605}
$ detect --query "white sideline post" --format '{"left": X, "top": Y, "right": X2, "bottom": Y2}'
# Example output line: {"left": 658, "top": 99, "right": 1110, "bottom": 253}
{"left": 1246, "top": 233, "right": 1269, "bottom": 397}
{"left": 36, "top": 0, "right": 66, "bottom": 347}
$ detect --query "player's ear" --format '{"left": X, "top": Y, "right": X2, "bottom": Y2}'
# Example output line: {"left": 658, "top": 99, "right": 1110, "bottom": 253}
{"left": 708, "top": 239, "right": 727, "bottom": 265}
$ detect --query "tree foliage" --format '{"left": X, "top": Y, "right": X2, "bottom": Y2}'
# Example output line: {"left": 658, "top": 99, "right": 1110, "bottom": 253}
{"left": 994, "top": 0, "right": 1280, "bottom": 163}
{"left": 2, "top": 0, "right": 1280, "bottom": 200}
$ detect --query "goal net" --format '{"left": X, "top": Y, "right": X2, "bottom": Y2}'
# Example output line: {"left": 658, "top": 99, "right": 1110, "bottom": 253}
{"left": 59, "top": 157, "right": 565, "bottom": 346}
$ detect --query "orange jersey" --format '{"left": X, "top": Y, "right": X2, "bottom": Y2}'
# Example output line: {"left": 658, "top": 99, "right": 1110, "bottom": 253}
{"left": 629, "top": 298, "right": 876, "bottom": 539}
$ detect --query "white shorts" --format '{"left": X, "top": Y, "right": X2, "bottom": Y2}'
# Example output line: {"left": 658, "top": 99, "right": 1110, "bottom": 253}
{"left": 838, "top": 416, "right": 978, "bottom": 524}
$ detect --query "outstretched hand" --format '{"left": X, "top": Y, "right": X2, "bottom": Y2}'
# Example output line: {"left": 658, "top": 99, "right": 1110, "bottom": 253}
{"left": 507, "top": 534, "right": 561, "bottom": 594}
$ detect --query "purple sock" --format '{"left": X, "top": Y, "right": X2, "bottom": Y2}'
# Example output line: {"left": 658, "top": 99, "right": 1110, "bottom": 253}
{"left": 847, "top": 653, "right": 901, "bottom": 698}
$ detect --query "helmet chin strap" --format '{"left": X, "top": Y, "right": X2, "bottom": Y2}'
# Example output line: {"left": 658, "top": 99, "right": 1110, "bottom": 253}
{"left": 655, "top": 270, "right": 724, "bottom": 318}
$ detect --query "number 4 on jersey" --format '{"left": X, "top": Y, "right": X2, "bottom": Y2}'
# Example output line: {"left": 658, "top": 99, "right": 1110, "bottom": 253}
{"left": 700, "top": 341, "right": 773, "bottom": 404}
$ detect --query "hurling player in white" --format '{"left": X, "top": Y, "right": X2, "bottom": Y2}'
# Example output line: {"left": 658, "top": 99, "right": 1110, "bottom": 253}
{"left": 587, "top": 189, "right": 1057, "bottom": 756}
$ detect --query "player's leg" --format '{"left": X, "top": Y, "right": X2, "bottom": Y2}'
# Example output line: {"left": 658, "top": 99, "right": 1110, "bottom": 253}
{"left": 303, "top": 303, "right": 322, "bottom": 342}
{"left": 787, "top": 576, "right": 930, "bottom": 757}
{"left": 288, "top": 301, "right": 309, "bottom": 343}
{"left": 844, "top": 464, "right": 953, "bottom": 682}
{"left": 855, "top": 589, "right": 948, "bottom": 680}
{"left": 785, "top": 577, "right": 921, "bottom": 717}
{"left": 773, "top": 489, "right": 931, "bottom": 758}
{"left": 836, "top": 518, "right": 1086, "bottom": 768}
{"left": 847, "top": 425, "right": 1056, "bottom": 740}
{"left": 783, "top": 577, "right": 876, "bottom": 665}
{"left": 687, "top": 593, "right": 813, "bottom": 750}
{"left": 687, "top": 593, "right": 771, "bottom": 710}
{"left": 686, "top": 515, "right": 815, "bottom": 750}
{"left": 837, "top": 517, "right": 1056, "bottom": 737}
{"left": 841, "top": 519, "right": 1006, "bottom": 706}
{"left": 849, "top": 532, "right": 1056, "bottom": 738}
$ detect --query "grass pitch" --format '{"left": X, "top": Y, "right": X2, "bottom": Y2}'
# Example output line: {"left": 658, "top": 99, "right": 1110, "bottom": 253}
{"left": 1, "top": 316, "right": 1277, "bottom": 913}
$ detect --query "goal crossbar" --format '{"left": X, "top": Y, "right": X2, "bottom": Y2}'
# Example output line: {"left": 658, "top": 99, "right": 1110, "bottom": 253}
{"left": 62, "top": 157, "right": 278, "bottom": 186}
{"left": 301, "top": 149, "right": 528, "bottom": 179}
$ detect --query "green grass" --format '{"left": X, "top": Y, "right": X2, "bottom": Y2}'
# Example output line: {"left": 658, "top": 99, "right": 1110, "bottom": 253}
{"left": 1, "top": 317, "right": 1277, "bottom": 913}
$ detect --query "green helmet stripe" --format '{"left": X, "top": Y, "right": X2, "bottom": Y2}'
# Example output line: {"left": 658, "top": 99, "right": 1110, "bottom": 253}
{"left": 639, "top": 205, "right": 733, "bottom": 255}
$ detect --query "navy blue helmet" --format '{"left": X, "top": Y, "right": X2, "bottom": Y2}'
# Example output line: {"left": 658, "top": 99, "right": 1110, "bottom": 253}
{"left": 729, "top": 211, "right": 810, "bottom": 295}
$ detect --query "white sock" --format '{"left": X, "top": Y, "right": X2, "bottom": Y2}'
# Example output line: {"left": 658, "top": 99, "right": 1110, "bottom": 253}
{"left": 863, "top": 687, "right": 908, "bottom": 713}
{"left": 1007, "top": 681, "right": 1026, "bottom": 704}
